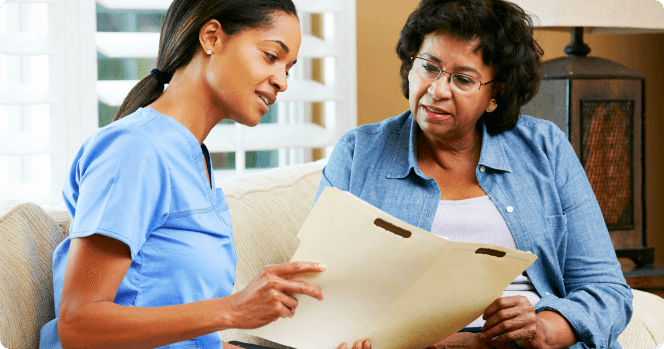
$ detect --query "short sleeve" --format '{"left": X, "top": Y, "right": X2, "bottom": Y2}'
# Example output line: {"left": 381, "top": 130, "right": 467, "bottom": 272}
{"left": 63, "top": 128, "right": 171, "bottom": 259}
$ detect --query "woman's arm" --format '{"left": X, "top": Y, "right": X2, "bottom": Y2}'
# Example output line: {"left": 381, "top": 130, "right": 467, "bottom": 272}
{"left": 58, "top": 234, "right": 325, "bottom": 349}
{"left": 534, "top": 127, "right": 632, "bottom": 348}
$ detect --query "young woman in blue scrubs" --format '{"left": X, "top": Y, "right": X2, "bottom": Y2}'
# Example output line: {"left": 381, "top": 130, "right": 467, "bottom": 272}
{"left": 39, "top": 1, "right": 371, "bottom": 348}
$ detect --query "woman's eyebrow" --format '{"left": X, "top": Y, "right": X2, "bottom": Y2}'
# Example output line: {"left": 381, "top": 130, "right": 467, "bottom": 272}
{"left": 266, "top": 39, "right": 290, "bottom": 53}
{"left": 265, "top": 39, "right": 298, "bottom": 66}
{"left": 422, "top": 53, "right": 480, "bottom": 76}
{"left": 421, "top": 53, "right": 442, "bottom": 64}
{"left": 454, "top": 65, "right": 480, "bottom": 75}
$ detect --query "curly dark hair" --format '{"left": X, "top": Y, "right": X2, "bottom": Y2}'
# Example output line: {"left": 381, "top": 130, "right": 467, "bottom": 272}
{"left": 396, "top": 0, "right": 543, "bottom": 134}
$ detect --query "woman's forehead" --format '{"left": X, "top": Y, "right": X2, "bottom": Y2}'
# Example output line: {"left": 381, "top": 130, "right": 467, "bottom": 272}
{"left": 418, "top": 32, "right": 492, "bottom": 76}
{"left": 420, "top": 31, "right": 481, "bottom": 55}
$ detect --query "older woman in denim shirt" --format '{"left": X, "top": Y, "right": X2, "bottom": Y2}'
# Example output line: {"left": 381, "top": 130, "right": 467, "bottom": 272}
{"left": 315, "top": 0, "right": 632, "bottom": 348}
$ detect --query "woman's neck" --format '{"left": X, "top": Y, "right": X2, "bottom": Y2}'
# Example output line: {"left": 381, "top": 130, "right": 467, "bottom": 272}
{"left": 417, "top": 127, "right": 482, "bottom": 171}
{"left": 146, "top": 54, "right": 226, "bottom": 146}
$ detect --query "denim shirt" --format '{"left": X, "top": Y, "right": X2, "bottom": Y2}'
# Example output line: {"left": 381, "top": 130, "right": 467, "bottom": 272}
{"left": 314, "top": 111, "right": 632, "bottom": 349}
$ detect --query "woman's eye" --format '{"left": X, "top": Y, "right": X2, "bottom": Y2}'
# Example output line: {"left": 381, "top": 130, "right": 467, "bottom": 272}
{"left": 454, "top": 75, "right": 474, "bottom": 85}
{"left": 265, "top": 52, "right": 277, "bottom": 62}
{"left": 423, "top": 64, "right": 439, "bottom": 73}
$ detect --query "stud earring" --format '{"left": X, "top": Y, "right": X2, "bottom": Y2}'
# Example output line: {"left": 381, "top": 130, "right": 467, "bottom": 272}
{"left": 486, "top": 99, "right": 497, "bottom": 113}
{"left": 207, "top": 50, "right": 213, "bottom": 55}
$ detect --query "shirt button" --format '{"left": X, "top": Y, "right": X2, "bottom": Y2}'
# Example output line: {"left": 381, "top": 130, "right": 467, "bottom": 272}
{"left": 506, "top": 206, "right": 514, "bottom": 213}
{"left": 479, "top": 166, "right": 486, "bottom": 173}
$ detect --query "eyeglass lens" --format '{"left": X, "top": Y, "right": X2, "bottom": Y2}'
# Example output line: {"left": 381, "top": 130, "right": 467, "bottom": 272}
{"left": 415, "top": 58, "right": 480, "bottom": 92}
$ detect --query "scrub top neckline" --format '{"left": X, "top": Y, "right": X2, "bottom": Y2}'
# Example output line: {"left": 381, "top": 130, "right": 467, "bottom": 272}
{"left": 139, "top": 107, "right": 216, "bottom": 196}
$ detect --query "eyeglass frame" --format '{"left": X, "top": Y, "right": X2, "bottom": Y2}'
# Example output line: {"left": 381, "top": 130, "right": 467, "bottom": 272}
{"left": 411, "top": 56, "right": 495, "bottom": 93}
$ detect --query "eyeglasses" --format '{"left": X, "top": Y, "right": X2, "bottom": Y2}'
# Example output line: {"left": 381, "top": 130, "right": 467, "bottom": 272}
{"left": 412, "top": 56, "right": 494, "bottom": 93}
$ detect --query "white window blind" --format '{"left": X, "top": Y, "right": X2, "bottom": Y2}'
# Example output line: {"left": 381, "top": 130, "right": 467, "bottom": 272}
{"left": 95, "top": 0, "right": 357, "bottom": 182}
{"left": 0, "top": 0, "right": 97, "bottom": 205}
{"left": 0, "top": 0, "right": 356, "bottom": 205}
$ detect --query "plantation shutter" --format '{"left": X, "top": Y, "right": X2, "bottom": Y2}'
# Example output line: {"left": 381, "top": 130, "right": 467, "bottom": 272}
{"left": 0, "top": 0, "right": 97, "bottom": 205}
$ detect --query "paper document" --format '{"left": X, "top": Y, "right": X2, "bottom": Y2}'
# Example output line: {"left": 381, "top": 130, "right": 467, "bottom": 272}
{"left": 244, "top": 187, "right": 537, "bottom": 349}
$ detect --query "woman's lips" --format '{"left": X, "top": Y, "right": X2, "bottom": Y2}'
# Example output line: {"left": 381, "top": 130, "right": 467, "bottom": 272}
{"left": 422, "top": 105, "right": 451, "bottom": 120}
{"left": 256, "top": 93, "right": 270, "bottom": 113}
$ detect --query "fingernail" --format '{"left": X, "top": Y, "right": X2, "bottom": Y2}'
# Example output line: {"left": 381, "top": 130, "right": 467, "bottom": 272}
{"left": 318, "top": 263, "right": 327, "bottom": 270}
{"left": 365, "top": 340, "right": 371, "bottom": 349}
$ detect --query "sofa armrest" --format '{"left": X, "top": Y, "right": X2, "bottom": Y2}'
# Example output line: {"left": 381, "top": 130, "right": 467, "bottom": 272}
{"left": 618, "top": 289, "right": 664, "bottom": 349}
{"left": 0, "top": 201, "right": 68, "bottom": 349}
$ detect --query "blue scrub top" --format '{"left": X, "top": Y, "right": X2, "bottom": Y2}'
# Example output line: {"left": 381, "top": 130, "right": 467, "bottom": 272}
{"left": 40, "top": 108, "right": 237, "bottom": 349}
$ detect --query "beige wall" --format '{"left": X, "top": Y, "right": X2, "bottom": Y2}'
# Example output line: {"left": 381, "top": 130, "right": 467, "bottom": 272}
{"left": 356, "top": 2, "right": 664, "bottom": 263}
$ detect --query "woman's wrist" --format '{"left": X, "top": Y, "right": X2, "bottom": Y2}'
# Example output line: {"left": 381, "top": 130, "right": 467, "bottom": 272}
{"left": 517, "top": 311, "right": 577, "bottom": 349}
{"left": 215, "top": 294, "right": 240, "bottom": 330}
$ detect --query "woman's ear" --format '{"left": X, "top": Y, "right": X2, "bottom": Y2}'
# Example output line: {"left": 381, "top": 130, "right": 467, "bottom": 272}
{"left": 199, "top": 19, "right": 225, "bottom": 55}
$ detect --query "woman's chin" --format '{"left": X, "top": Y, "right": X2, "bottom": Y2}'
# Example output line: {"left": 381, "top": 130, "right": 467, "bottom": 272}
{"left": 234, "top": 113, "right": 263, "bottom": 127}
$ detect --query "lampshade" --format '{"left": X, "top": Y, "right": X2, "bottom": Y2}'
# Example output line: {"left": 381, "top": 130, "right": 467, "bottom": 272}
{"left": 510, "top": 0, "right": 664, "bottom": 34}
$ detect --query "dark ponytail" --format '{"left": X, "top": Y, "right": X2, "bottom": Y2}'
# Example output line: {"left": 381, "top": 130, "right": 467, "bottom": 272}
{"left": 111, "top": 0, "right": 298, "bottom": 122}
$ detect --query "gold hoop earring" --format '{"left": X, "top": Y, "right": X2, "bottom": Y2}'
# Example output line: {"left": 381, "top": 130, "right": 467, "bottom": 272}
{"left": 486, "top": 99, "right": 497, "bottom": 113}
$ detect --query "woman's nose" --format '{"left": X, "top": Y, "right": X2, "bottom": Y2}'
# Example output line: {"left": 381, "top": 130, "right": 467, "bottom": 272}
{"left": 428, "top": 75, "right": 453, "bottom": 100}
{"left": 271, "top": 70, "right": 288, "bottom": 93}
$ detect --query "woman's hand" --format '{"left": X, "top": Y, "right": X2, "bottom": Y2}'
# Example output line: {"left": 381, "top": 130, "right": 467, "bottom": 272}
{"left": 226, "top": 262, "right": 326, "bottom": 329}
{"left": 337, "top": 339, "right": 371, "bottom": 349}
{"left": 478, "top": 296, "right": 539, "bottom": 347}
{"left": 425, "top": 333, "right": 490, "bottom": 349}
{"left": 479, "top": 297, "right": 576, "bottom": 349}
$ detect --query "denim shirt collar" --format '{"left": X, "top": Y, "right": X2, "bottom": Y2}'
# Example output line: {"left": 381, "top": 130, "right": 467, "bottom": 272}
{"left": 387, "top": 112, "right": 512, "bottom": 179}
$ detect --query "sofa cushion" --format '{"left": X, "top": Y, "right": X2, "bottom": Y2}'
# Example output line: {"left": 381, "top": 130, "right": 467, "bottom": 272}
{"left": 216, "top": 160, "right": 326, "bottom": 348}
{"left": 0, "top": 201, "right": 67, "bottom": 349}
{"left": 618, "top": 289, "right": 664, "bottom": 349}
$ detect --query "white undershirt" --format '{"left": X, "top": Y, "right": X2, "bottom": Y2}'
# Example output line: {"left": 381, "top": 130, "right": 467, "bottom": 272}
{"left": 431, "top": 195, "right": 541, "bottom": 328}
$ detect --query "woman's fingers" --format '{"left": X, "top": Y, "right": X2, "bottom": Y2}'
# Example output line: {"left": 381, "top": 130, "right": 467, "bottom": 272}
{"left": 280, "top": 278, "right": 324, "bottom": 301}
{"left": 337, "top": 339, "right": 370, "bottom": 349}
{"left": 260, "top": 273, "right": 324, "bottom": 301}
{"left": 259, "top": 262, "right": 325, "bottom": 300}
{"left": 267, "top": 261, "right": 327, "bottom": 278}
{"left": 231, "top": 261, "right": 325, "bottom": 328}
{"left": 482, "top": 296, "right": 528, "bottom": 320}
{"left": 352, "top": 339, "right": 371, "bottom": 349}
{"left": 479, "top": 296, "right": 537, "bottom": 342}
{"left": 482, "top": 305, "right": 527, "bottom": 331}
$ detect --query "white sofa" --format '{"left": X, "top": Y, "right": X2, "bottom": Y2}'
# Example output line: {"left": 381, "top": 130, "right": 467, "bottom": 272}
{"left": 1, "top": 160, "right": 663, "bottom": 349}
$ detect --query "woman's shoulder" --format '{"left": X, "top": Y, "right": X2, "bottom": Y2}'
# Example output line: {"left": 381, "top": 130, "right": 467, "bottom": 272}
{"left": 502, "top": 114, "right": 568, "bottom": 146}
{"left": 96, "top": 108, "right": 162, "bottom": 137}
{"left": 86, "top": 108, "right": 173, "bottom": 151}
{"left": 77, "top": 109, "right": 173, "bottom": 166}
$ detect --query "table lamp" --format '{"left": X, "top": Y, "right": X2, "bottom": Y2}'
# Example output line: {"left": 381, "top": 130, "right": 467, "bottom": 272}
{"left": 513, "top": 0, "right": 664, "bottom": 266}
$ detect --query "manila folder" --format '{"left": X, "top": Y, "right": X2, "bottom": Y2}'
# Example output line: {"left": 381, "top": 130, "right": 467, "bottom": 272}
{"left": 244, "top": 187, "right": 537, "bottom": 349}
